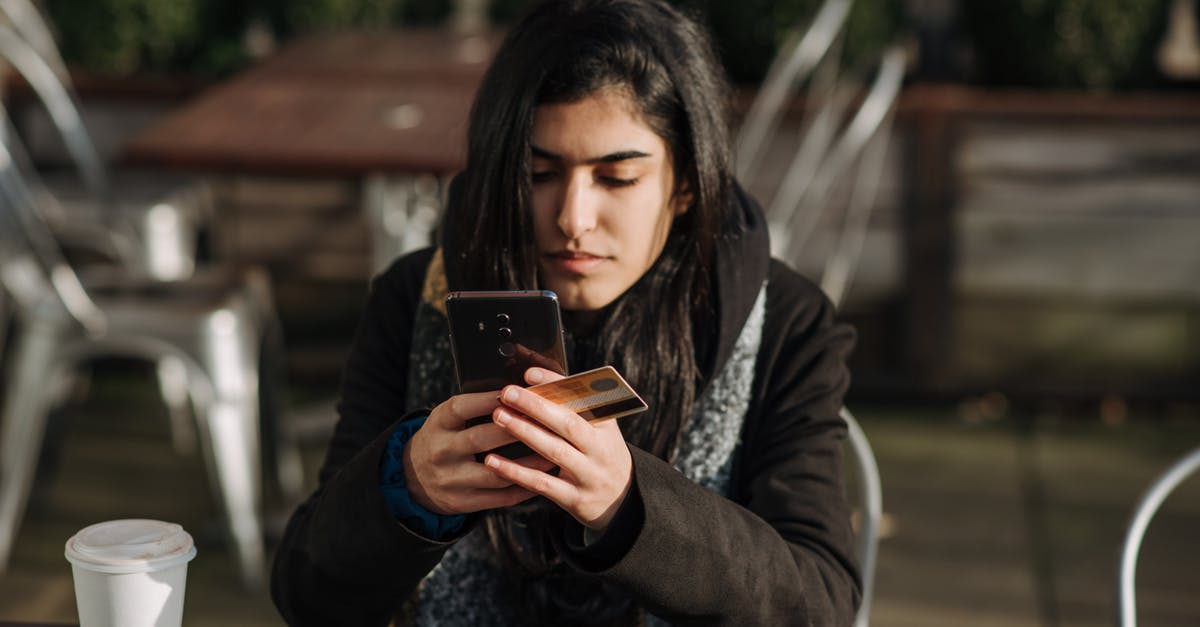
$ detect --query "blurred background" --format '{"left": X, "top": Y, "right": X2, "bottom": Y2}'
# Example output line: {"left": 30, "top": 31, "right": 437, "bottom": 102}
{"left": 0, "top": 0, "right": 1197, "bottom": 625}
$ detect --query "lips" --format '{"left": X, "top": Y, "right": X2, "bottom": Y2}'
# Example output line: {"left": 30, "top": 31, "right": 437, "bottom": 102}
{"left": 544, "top": 251, "right": 608, "bottom": 274}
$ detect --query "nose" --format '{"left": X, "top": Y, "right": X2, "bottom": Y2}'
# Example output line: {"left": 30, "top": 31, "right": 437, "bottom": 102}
{"left": 556, "top": 173, "right": 597, "bottom": 240}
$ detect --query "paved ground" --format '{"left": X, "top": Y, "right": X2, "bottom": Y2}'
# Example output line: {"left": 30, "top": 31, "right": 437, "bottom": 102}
{"left": 0, "top": 363, "right": 1197, "bottom": 626}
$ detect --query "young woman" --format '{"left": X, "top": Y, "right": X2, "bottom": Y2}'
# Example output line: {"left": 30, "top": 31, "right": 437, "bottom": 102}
{"left": 271, "top": 0, "right": 860, "bottom": 624}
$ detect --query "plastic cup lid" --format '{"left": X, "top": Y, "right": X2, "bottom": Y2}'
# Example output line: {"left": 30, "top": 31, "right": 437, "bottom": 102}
{"left": 64, "top": 519, "right": 197, "bottom": 574}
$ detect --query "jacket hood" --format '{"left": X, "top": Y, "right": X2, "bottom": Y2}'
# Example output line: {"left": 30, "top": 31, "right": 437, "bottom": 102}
{"left": 703, "top": 183, "right": 770, "bottom": 382}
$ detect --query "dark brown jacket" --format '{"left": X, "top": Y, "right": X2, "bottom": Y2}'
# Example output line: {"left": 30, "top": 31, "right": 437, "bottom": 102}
{"left": 271, "top": 189, "right": 859, "bottom": 626}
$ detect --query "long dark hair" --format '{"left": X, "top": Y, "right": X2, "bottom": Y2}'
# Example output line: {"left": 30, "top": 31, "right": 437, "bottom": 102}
{"left": 449, "top": 0, "right": 739, "bottom": 456}
{"left": 444, "top": 0, "right": 740, "bottom": 621}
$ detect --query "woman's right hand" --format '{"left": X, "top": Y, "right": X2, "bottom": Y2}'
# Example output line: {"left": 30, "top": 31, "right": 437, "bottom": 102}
{"left": 403, "top": 390, "right": 556, "bottom": 515}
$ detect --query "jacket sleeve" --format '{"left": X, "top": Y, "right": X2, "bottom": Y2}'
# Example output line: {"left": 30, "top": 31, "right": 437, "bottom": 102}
{"left": 270, "top": 249, "right": 467, "bottom": 626}
{"left": 558, "top": 267, "right": 860, "bottom": 625}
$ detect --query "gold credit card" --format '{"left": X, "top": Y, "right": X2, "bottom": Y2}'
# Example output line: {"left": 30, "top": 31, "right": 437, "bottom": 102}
{"left": 527, "top": 366, "right": 648, "bottom": 422}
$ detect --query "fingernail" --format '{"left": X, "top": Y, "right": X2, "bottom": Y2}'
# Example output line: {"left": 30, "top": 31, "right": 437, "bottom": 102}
{"left": 502, "top": 387, "right": 518, "bottom": 403}
{"left": 494, "top": 408, "right": 510, "bottom": 425}
{"left": 526, "top": 369, "right": 543, "bottom": 384}
{"left": 484, "top": 455, "right": 500, "bottom": 468}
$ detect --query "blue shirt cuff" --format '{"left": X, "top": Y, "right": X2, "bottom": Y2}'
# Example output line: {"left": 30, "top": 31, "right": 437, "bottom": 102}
{"left": 379, "top": 415, "right": 466, "bottom": 539}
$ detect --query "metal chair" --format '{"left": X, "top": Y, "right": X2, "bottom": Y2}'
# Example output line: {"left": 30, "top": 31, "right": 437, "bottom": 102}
{"left": 840, "top": 406, "right": 881, "bottom": 627}
{"left": 0, "top": 134, "right": 275, "bottom": 588}
{"left": 0, "top": 16, "right": 204, "bottom": 281}
{"left": 0, "top": 0, "right": 67, "bottom": 80}
{"left": 767, "top": 46, "right": 906, "bottom": 293}
{"left": 0, "top": 17, "right": 306, "bottom": 492}
{"left": 1117, "top": 446, "right": 1200, "bottom": 627}
{"left": 735, "top": 0, "right": 853, "bottom": 183}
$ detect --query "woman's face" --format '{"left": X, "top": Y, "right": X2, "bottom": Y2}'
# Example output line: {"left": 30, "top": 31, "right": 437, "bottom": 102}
{"left": 530, "top": 89, "right": 687, "bottom": 312}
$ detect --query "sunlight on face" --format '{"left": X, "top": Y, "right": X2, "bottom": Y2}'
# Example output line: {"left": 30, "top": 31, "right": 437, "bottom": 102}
{"left": 530, "top": 89, "right": 687, "bottom": 312}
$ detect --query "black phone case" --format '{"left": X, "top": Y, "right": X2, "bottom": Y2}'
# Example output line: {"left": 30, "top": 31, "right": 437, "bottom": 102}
{"left": 446, "top": 291, "right": 569, "bottom": 460}
{"left": 446, "top": 290, "right": 569, "bottom": 393}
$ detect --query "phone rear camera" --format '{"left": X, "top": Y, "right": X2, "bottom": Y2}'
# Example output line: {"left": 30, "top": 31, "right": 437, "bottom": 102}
{"left": 498, "top": 342, "right": 516, "bottom": 357}
{"left": 498, "top": 327, "right": 512, "bottom": 338}
{"left": 476, "top": 322, "right": 486, "bottom": 334}
{"left": 497, "top": 313, "right": 510, "bottom": 325}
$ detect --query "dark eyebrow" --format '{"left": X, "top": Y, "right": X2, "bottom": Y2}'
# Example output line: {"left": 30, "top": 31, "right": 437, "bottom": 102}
{"left": 531, "top": 145, "right": 652, "bottom": 164}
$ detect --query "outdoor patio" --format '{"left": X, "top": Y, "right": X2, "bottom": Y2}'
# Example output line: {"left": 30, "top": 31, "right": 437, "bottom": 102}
{"left": 2, "top": 1, "right": 1200, "bottom": 625}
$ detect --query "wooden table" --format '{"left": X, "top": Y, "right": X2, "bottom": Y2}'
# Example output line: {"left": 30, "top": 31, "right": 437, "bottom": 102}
{"left": 123, "top": 28, "right": 500, "bottom": 176}
{"left": 122, "top": 28, "right": 502, "bottom": 274}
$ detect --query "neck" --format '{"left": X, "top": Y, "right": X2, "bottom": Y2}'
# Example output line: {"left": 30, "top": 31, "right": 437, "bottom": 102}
{"left": 563, "top": 308, "right": 604, "bottom": 334}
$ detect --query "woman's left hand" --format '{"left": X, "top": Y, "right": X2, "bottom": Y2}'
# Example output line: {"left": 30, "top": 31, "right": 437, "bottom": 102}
{"left": 484, "top": 367, "right": 633, "bottom": 531}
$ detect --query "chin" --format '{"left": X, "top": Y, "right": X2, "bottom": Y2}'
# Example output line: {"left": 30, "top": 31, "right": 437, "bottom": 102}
{"left": 550, "top": 282, "right": 619, "bottom": 313}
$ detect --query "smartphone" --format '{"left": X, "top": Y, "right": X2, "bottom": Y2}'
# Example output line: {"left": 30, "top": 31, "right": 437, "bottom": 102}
{"left": 446, "top": 290, "right": 569, "bottom": 394}
{"left": 447, "top": 290, "right": 569, "bottom": 460}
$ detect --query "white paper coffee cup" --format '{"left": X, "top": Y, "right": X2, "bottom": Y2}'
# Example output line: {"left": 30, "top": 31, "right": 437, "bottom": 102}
{"left": 64, "top": 519, "right": 197, "bottom": 627}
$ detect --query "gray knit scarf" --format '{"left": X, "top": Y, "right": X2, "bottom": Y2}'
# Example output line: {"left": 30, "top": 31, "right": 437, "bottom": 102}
{"left": 404, "top": 256, "right": 766, "bottom": 626}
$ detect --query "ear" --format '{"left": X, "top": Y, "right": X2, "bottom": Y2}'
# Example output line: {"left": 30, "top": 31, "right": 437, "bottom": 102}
{"left": 671, "top": 180, "right": 693, "bottom": 216}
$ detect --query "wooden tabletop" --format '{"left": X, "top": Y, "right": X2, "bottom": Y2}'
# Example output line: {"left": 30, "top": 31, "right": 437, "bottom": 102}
{"left": 122, "top": 28, "right": 500, "bottom": 176}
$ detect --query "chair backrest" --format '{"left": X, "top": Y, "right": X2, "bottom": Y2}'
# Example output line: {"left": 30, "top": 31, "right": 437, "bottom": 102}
{"left": 0, "top": 0, "right": 67, "bottom": 78}
{"left": 1117, "top": 446, "right": 1200, "bottom": 627}
{"left": 0, "top": 18, "right": 181, "bottom": 277}
{"left": 768, "top": 46, "right": 905, "bottom": 300}
{"left": 735, "top": 0, "right": 853, "bottom": 183}
{"left": 0, "top": 117, "right": 105, "bottom": 334}
{"left": 0, "top": 19, "right": 110, "bottom": 205}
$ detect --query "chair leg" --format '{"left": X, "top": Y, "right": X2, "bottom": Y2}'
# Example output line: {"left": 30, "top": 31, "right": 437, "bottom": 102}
{"left": 201, "top": 398, "right": 266, "bottom": 588}
{"left": 193, "top": 308, "right": 266, "bottom": 588}
{"left": 0, "top": 319, "right": 63, "bottom": 571}
{"left": 156, "top": 355, "right": 196, "bottom": 455}
{"left": 0, "top": 292, "right": 8, "bottom": 358}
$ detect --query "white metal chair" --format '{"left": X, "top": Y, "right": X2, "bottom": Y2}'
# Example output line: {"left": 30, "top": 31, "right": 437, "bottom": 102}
{"left": 0, "top": 16, "right": 309, "bottom": 497}
{"left": 0, "top": 133, "right": 275, "bottom": 587}
{"left": 0, "top": 15, "right": 205, "bottom": 281}
{"left": 735, "top": 0, "right": 853, "bottom": 184}
{"left": 840, "top": 406, "right": 881, "bottom": 627}
{"left": 1117, "top": 446, "right": 1200, "bottom": 627}
{"left": 766, "top": 46, "right": 906, "bottom": 294}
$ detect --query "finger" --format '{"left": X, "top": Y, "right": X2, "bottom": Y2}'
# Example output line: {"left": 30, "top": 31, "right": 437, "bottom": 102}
{"left": 459, "top": 421, "right": 520, "bottom": 455}
{"left": 443, "top": 453, "right": 557, "bottom": 492}
{"left": 499, "top": 385, "right": 593, "bottom": 450}
{"left": 438, "top": 485, "right": 539, "bottom": 514}
{"left": 433, "top": 457, "right": 530, "bottom": 491}
{"left": 524, "top": 366, "right": 566, "bottom": 386}
{"left": 515, "top": 344, "right": 567, "bottom": 375}
{"left": 465, "top": 485, "right": 540, "bottom": 511}
{"left": 513, "top": 452, "right": 559, "bottom": 474}
{"left": 493, "top": 405, "right": 586, "bottom": 468}
{"left": 484, "top": 453, "right": 576, "bottom": 505}
{"left": 431, "top": 391, "right": 504, "bottom": 429}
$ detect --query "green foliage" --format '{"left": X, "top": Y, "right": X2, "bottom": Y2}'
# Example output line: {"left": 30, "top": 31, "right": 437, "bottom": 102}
{"left": 961, "top": 0, "right": 1171, "bottom": 89}
{"left": 41, "top": 0, "right": 1180, "bottom": 90}
{"left": 46, "top": 0, "right": 207, "bottom": 75}
{"left": 485, "top": 0, "right": 905, "bottom": 85}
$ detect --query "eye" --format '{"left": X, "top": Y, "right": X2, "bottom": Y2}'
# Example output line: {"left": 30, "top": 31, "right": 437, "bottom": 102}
{"left": 599, "top": 175, "right": 639, "bottom": 188}
{"left": 531, "top": 170, "right": 557, "bottom": 184}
